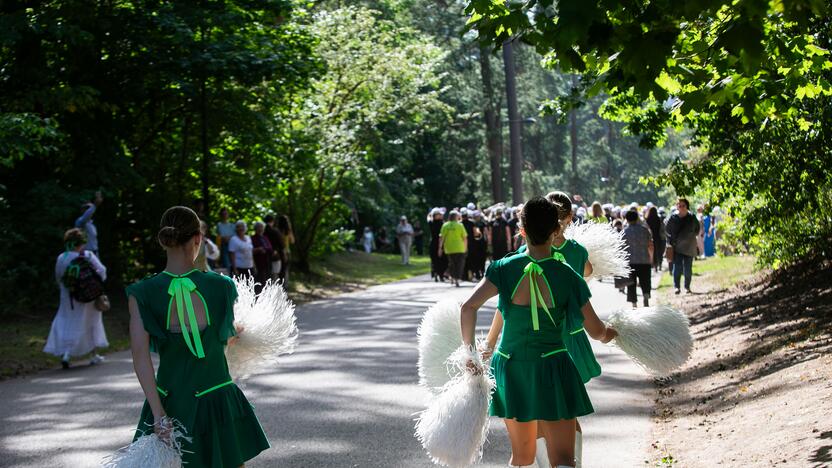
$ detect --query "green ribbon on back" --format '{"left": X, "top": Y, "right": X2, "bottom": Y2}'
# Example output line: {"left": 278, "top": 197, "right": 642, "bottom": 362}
{"left": 167, "top": 276, "right": 205, "bottom": 359}
{"left": 522, "top": 262, "right": 556, "bottom": 331}
{"left": 552, "top": 252, "right": 566, "bottom": 263}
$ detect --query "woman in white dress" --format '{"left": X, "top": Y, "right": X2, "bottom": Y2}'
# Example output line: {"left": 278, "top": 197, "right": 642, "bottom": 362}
{"left": 43, "top": 228, "right": 109, "bottom": 368}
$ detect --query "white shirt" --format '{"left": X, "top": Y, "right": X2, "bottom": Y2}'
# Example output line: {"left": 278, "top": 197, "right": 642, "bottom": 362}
{"left": 228, "top": 235, "right": 254, "bottom": 269}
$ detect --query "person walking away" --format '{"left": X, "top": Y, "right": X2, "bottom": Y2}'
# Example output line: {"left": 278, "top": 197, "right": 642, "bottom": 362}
{"left": 622, "top": 210, "right": 654, "bottom": 308}
{"left": 264, "top": 215, "right": 287, "bottom": 282}
{"left": 413, "top": 220, "right": 425, "bottom": 256}
{"left": 703, "top": 206, "right": 716, "bottom": 257}
{"left": 695, "top": 204, "right": 705, "bottom": 259}
{"left": 195, "top": 221, "right": 220, "bottom": 272}
{"left": 125, "top": 206, "right": 269, "bottom": 466}
{"left": 665, "top": 198, "right": 700, "bottom": 294}
{"left": 438, "top": 210, "right": 467, "bottom": 287}
{"left": 362, "top": 227, "right": 375, "bottom": 254}
{"left": 490, "top": 207, "right": 511, "bottom": 261}
{"left": 472, "top": 210, "right": 488, "bottom": 279}
{"left": 276, "top": 215, "right": 294, "bottom": 287}
{"left": 461, "top": 209, "right": 476, "bottom": 280}
{"left": 44, "top": 228, "right": 109, "bottom": 368}
{"left": 587, "top": 201, "right": 606, "bottom": 223}
{"left": 251, "top": 221, "right": 274, "bottom": 293}
{"left": 216, "top": 208, "right": 236, "bottom": 272}
{"left": 461, "top": 197, "right": 617, "bottom": 468}
{"left": 75, "top": 191, "right": 103, "bottom": 257}
{"left": 428, "top": 209, "right": 447, "bottom": 282}
{"left": 646, "top": 206, "right": 667, "bottom": 272}
{"left": 228, "top": 221, "right": 255, "bottom": 279}
{"left": 396, "top": 216, "right": 415, "bottom": 265}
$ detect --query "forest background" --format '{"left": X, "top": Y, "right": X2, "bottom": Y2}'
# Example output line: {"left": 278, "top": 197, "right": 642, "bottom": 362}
{"left": 1, "top": 0, "right": 829, "bottom": 315}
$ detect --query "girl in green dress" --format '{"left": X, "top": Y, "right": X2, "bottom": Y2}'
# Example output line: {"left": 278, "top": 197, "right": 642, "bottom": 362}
{"left": 484, "top": 191, "right": 602, "bottom": 467}
{"left": 461, "top": 197, "right": 616, "bottom": 468}
{"left": 126, "top": 206, "right": 269, "bottom": 467}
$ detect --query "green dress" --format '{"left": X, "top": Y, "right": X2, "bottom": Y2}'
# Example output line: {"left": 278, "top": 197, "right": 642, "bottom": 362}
{"left": 517, "top": 239, "right": 602, "bottom": 383}
{"left": 487, "top": 252, "right": 594, "bottom": 422}
{"left": 126, "top": 269, "right": 270, "bottom": 467}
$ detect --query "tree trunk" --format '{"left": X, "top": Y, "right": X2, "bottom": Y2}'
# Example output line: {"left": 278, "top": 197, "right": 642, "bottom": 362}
{"left": 479, "top": 46, "right": 503, "bottom": 203}
{"left": 569, "top": 76, "right": 578, "bottom": 195}
{"left": 503, "top": 40, "right": 524, "bottom": 205}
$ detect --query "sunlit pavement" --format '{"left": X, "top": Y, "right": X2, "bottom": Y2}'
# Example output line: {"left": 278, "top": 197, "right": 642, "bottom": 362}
{"left": 0, "top": 274, "right": 651, "bottom": 467}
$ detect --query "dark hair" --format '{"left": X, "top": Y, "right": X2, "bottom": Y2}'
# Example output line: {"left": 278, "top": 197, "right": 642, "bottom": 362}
{"left": 277, "top": 215, "right": 293, "bottom": 235}
{"left": 520, "top": 197, "right": 560, "bottom": 246}
{"left": 264, "top": 214, "right": 275, "bottom": 223}
{"left": 613, "top": 219, "right": 623, "bottom": 227}
{"left": 158, "top": 206, "right": 201, "bottom": 248}
{"left": 646, "top": 206, "right": 659, "bottom": 223}
{"left": 64, "top": 228, "right": 86, "bottom": 248}
{"left": 545, "top": 191, "right": 572, "bottom": 220}
{"left": 677, "top": 197, "right": 690, "bottom": 210}
{"left": 625, "top": 210, "right": 639, "bottom": 223}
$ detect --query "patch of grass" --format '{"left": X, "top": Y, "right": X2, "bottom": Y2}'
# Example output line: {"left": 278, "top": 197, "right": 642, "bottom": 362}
{"left": 657, "top": 254, "right": 757, "bottom": 293}
{"left": 0, "top": 307, "right": 131, "bottom": 379}
{"left": 289, "top": 251, "right": 430, "bottom": 301}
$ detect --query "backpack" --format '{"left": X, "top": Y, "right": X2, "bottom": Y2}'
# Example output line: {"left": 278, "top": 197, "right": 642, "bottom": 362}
{"left": 62, "top": 253, "right": 105, "bottom": 305}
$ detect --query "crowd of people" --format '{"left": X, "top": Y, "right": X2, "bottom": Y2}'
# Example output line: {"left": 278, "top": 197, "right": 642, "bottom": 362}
{"left": 212, "top": 208, "right": 295, "bottom": 292}
{"left": 421, "top": 196, "right": 721, "bottom": 306}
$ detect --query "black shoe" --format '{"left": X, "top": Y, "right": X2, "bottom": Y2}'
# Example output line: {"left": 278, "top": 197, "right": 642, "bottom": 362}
{"left": 675, "top": 288, "right": 681, "bottom": 295}
{"left": 61, "top": 360, "right": 70, "bottom": 369}
{"left": 685, "top": 288, "right": 693, "bottom": 294}
{"left": 434, "top": 276, "right": 439, "bottom": 282}
{"left": 644, "top": 297, "right": 650, "bottom": 307}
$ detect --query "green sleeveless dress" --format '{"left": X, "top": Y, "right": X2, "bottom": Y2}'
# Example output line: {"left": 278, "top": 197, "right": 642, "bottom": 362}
{"left": 518, "top": 240, "right": 602, "bottom": 383}
{"left": 487, "top": 252, "right": 594, "bottom": 422}
{"left": 126, "top": 270, "right": 270, "bottom": 468}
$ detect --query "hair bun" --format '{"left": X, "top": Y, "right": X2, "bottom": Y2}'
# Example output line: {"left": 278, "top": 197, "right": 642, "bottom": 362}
{"left": 157, "top": 226, "right": 180, "bottom": 248}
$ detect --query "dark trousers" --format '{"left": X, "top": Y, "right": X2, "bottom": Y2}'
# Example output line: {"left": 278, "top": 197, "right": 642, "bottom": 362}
{"left": 447, "top": 253, "right": 466, "bottom": 280}
{"left": 672, "top": 253, "right": 694, "bottom": 289}
{"left": 627, "top": 264, "right": 652, "bottom": 303}
{"left": 653, "top": 239, "right": 666, "bottom": 269}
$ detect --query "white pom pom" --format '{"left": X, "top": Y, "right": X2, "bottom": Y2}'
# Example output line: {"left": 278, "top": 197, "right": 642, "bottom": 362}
{"left": 564, "top": 222, "right": 631, "bottom": 279}
{"left": 607, "top": 305, "right": 693, "bottom": 376}
{"left": 102, "top": 418, "right": 190, "bottom": 468}
{"left": 414, "top": 356, "right": 494, "bottom": 468}
{"left": 226, "top": 276, "right": 298, "bottom": 379}
{"left": 417, "top": 300, "right": 465, "bottom": 392}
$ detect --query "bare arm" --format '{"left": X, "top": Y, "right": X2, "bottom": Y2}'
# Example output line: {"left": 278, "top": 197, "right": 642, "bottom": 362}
{"left": 128, "top": 296, "right": 165, "bottom": 422}
{"left": 484, "top": 309, "right": 504, "bottom": 352}
{"left": 583, "top": 260, "right": 593, "bottom": 277}
{"left": 460, "top": 278, "right": 499, "bottom": 347}
{"left": 437, "top": 237, "right": 444, "bottom": 256}
{"left": 581, "top": 301, "right": 617, "bottom": 343}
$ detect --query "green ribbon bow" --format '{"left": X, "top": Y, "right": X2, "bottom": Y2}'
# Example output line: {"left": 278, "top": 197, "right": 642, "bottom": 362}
{"left": 522, "top": 262, "right": 556, "bottom": 331}
{"left": 552, "top": 252, "right": 566, "bottom": 263}
{"left": 167, "top": 276, "right": 205, "bottom": 359}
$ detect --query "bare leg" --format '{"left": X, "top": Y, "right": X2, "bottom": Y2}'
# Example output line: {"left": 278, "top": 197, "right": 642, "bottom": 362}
{"left": 539, "top": 419, "right": 576, "bottom": 467}
{"left": 504, "top": 419, "right": 538, "bottom": 466}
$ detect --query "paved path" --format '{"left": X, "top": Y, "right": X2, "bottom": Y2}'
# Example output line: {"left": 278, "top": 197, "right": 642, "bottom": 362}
{"left": 0, "top": 275, "right": 652, "bottom": 467}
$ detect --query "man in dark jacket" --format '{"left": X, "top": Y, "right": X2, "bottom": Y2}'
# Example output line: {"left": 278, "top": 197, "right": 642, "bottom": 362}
{"left": 665, "top": 198, "right": 700, "bottom": 294}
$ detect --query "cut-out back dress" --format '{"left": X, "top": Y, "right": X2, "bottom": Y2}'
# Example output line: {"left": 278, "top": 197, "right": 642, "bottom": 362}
{"left": 126, "top": 269, "right": 269, "bottom": 467}
{"left": 487, "top": 252, "right": 594, "bottom": 422}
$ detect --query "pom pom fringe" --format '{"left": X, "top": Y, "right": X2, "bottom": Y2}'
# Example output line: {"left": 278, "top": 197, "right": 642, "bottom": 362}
{"left": 417, "top": 300, "right": 465, "bottom": 392}
{"left": 564, "top": 222, "right": 631, "bottom": 279}
{"left": 607, "top": 305, "right": 693, "bottom": 376}
{"left": 226, "top": 276, "right": 298, "bottom": 379}
{"left": 415, "top": 347, "right": 494, "bottom": 468}
{"left": 101, "top": 418, "right": 191, "bottom": 468}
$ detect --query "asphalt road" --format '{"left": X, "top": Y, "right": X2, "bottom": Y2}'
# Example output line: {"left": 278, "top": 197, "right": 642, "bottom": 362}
{"left": 0, "top": 274, "right": 652, "bottom": 468}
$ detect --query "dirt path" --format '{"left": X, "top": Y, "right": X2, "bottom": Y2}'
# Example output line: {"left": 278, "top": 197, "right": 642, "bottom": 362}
{"left": 650, "top": 258, "right": 832, "bottom": 467}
